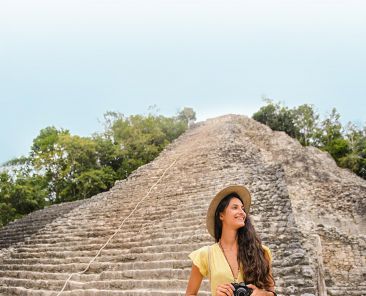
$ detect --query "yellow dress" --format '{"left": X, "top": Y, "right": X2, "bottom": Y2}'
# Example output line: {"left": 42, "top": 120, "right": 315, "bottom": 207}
{"left": 188, "top": 243, "right": 272, "bottom": 296}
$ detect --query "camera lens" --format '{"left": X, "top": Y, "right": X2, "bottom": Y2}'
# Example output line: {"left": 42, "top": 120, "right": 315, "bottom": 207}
{"left": 236, "top": 287, "right": 250, "bottom": 296}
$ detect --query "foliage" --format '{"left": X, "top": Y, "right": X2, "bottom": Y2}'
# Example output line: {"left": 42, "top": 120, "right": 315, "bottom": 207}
{"left": 252, "top": 98, "right": 366, "bottom": 180}
{"left": 0, "top": 107, "right": 193, "bottom": 227}
{"left": 176, "top": 107, "right": 196, "bottom": 127}
{"left": 252, "top": 98, "right": 299, "bottom": 138}
{"left": 292, "top": 104, "right": 320, "bottom": 146}
{"left": 0, "top": 171, "right": 47, "bottom": 227}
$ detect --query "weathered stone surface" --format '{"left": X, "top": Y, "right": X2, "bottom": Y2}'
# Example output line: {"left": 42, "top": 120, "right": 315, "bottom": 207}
{"left": 0, "top": 114, "right": 364, "bottom": 296}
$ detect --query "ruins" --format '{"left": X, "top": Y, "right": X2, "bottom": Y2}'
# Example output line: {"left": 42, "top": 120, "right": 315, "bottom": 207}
{"left": 0, "top": 114, "right": 365, "bottom": 295}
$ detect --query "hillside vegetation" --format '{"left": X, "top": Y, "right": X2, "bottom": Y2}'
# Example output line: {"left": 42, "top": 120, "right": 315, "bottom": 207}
{"left": 0, "top": 107, "right": 196, "bottom": 227}
{"left": 252, "top": 99, "right": 366, "bottom": 180}
{"left": 1, "top": 100, "right": 365, "bottom": 228}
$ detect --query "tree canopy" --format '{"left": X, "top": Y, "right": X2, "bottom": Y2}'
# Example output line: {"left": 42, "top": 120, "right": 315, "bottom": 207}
{"left": 2, "top": 101, "right": 363, "bottom": 228}
{"left": 0, "top": 107, "right": 195, "bottom": 227}
{"left": 252, "top": 98, "right": 366, "bottom": 179}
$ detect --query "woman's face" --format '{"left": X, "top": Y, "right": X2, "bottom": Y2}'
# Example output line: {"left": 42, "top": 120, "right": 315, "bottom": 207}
{"left": 219, "top": 197, "right": 246, "bottom": 231}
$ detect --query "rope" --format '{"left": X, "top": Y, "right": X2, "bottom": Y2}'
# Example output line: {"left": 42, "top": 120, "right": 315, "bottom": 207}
{"left": 56, "top": 156, "right": 180, "bottom": 295}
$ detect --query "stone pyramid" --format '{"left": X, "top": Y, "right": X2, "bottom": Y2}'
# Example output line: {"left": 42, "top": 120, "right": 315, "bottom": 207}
{"left": 0, "top": 114, "right": 365, "bottom": 296}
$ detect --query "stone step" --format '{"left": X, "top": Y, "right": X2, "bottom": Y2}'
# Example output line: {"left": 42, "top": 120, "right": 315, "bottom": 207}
{"left": 327, "top": 286, "right": 366, "bottom": 296}
{"left": 14, "top": 226, "right": 207, "bottom": 247}
{"left": 12, "top": 234, "right": 212, "bottom": 253}
{"left": 58, "top": 289, "right": 211, "bottom": 296}
{"left": 69, "top": 278, "right": 210, "bottom": 291}
{"left": 2, "top": 250, "right": 192, "bottom": 265}
{"left": 12, "top": 241, "right": 190, "bottom": 259}
{"left": 0, "top": 267, "right": 193, "bottom": 282}
{"left": 10, "top": 214, "right": 206, "bottom": 239}
{"left": 44, "top": 208, "right": 206, "bottom": 226}
{"left": 0, "top": 217, "right": 205, "bottom": 243}
{"left": 0, "top": 278, "right": 210, "bottom": 291}
{"left": 0, "top": 286, "right": 211, "bottom": 296}
{"left": 9, "top": 242, "right": 208, "bottom": 260}
{"left": 2, "top": 200, "right": 209, "bottom": 243}
{"left": 0, "top": 201, "right": 87, "bottom": 249}
{"left": 51, "top": 197, "right": 207, "bottom": 214}
{"left": 0, "top": 259, "right": 193, "bottom": 273}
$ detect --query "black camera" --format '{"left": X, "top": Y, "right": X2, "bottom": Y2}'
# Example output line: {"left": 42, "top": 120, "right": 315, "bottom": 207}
{"left": 232, "top": 282, "right": 253, "bottom": 296}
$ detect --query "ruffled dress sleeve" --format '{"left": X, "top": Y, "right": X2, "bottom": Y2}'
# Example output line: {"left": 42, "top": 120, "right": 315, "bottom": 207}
{"left": 188, "top": 245, "right": 209, "bottom": 277}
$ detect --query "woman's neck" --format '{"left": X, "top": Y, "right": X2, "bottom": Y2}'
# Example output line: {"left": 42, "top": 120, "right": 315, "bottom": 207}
{"left": 219, "top": 228, "right": 238, "bottom": 249}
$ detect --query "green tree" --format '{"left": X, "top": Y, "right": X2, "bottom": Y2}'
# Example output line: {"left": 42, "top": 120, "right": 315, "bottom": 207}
{"left": 252, "top": 101, "right": 366, "bottom": 180}
{"left": 252, "top": 98, "right": 299, "bottom": 138}
{"left": 318, "top": 108, "right": 343, "bottom": 147}
{"left": 176, "top": 107, "right": 196, "bottom": 127}
{"left": 252, "top": 98, "right": 278, "bottom": 127}
{"left": 317, "top": 108, "right": 350, "bottom": 160}
{"left": 344, "top": 121, "right": 364, "bottom": 152}
{"left": 30, "top": 126, "right": 70, "bottom": 202}
{"left": 102, "top": 110, "right": 188, "bottom": 177}
{"left": 10, "top": 175, "right": 47, "bottom": 215}
{"left": 0, "top": 172, "right": 17, "bottom": 227}
{"left": 292, "top": 104, "right": 320, "bottom": 146}
{"left": 0, "top": 107, "right": 195, "bottom": 227}
{"left": 338, "top": 122, "right": 366, "bottom": 177}
{"left": 0, "top": 171, "right": 47, "bottom": 227}
{"left": 29, "top": 126, "right": 112, "bottom": 203}
{"left": 60, "top": 167, "right": 116, "bottom": 201}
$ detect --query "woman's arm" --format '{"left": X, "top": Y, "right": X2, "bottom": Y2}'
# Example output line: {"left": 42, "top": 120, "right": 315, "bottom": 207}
{"left": 185, "top": 263, "right": 203, "bottom": 296}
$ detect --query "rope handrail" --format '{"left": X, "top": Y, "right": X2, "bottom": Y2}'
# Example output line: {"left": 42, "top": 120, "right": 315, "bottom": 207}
{"left": 56, "top": 155, "right": 181, "bottom": 295}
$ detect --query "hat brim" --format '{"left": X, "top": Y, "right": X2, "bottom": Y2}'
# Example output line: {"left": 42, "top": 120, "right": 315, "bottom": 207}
{"left": 206, "top": 185, "right": 252, "bottom": 238}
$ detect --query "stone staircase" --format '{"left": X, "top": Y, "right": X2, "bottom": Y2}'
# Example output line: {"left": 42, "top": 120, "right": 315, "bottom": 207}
{"left": 0, "top": 200, "right": 85, "bottom": 250}
{"left": 0, "top": 114, "right": 365, "bottom": 296}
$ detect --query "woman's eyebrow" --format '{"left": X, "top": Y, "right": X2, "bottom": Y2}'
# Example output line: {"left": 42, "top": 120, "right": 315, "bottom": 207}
{"left": 232, "top": 203, "right": 244, "bottom": 207}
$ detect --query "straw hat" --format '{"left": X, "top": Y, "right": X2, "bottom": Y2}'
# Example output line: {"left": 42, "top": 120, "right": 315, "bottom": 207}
{"left": 206, "top": 185, "right": 252, "bottom": 238}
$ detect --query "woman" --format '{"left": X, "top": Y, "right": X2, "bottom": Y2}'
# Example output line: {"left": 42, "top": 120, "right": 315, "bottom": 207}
{"left": 185, "top": 185, "right": 277, "bottom": 296}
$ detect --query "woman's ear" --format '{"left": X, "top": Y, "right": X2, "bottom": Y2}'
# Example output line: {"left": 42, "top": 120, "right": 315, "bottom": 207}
{"left": 219, "top": 212, "right": 224, "bottom": 221}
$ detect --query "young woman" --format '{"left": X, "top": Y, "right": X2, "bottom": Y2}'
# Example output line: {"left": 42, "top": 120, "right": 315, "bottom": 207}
{"left": 185, "top": 185, "right": 276, "bottom": 296}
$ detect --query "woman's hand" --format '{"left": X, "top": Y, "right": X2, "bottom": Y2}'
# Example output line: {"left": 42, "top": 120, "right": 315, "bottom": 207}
{"left": 216, "top": 283, "right": 235, "bottom": 296}
{"left": 246, "top": 284, "right": 273, "bottom": 296}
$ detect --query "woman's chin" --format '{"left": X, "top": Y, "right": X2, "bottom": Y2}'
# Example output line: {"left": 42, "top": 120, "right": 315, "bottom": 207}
{"left": 235, "top": 222, "right": 245, "bottom": 229}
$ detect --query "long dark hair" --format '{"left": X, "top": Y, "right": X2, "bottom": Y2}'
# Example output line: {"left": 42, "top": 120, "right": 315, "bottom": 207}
{"left": 214, "top": 192, "right": 275, "bottom": 289}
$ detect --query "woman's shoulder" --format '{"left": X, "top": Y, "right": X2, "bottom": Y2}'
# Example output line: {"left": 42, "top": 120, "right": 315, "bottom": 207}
{"left": 188, "top": 243, "right": 216, "bottom": 277}
{"left": 189, "top": 243, "right": 211, "bottom": 256}
{"left": 189, "top": 243, "right": 217, "bottom": 258}
{"left": 192, "top": 243, "right": 214, "bottom": 251}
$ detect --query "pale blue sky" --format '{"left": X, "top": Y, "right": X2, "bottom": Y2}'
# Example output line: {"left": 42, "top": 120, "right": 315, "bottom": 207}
{"left": 1, "top": 0, "right": 365, "bottom": 164}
